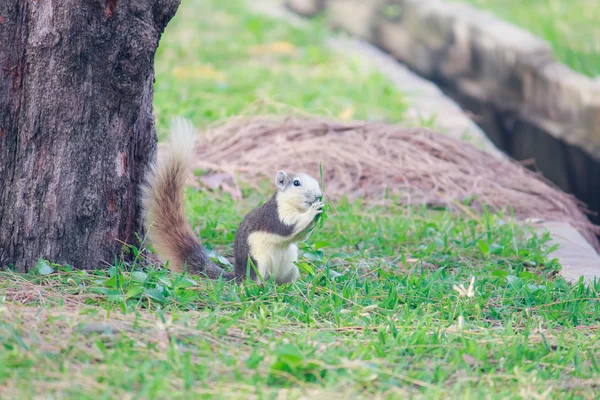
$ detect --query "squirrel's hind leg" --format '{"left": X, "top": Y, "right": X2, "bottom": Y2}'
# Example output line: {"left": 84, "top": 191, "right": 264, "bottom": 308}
{"left": 274, "top": 245, "right": 300, "bottom": 284}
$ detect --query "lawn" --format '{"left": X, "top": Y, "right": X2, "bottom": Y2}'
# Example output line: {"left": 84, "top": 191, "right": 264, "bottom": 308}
{"left": 460, "top": 0, "right": 600, "bottom": 77}
{"left": 2, "top": 0, "right": 600, "bottom": 398}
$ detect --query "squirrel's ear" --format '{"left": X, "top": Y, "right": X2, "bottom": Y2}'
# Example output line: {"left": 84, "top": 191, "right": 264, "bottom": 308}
{"left": 275, "top": 170, "right": 288, "bottom": 189}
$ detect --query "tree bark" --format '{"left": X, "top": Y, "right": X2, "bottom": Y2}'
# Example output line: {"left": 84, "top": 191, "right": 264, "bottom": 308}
{"left": 0, "top": 0, "right": 180, "bottom": 271}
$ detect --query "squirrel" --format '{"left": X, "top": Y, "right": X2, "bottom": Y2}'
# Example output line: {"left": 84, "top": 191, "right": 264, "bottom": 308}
{"left": 140, "top": 118, "right": 324, "bottom": 284}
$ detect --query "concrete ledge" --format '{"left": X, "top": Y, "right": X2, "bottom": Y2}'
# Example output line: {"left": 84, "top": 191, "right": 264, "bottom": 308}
{"left": 535, "top": 221, "right": 600, "bottom": 284}
{"left": 327, "top": 0, "right": 383, "bottom": 41}
{"left": 285, "top": 0, "right": 325, "bottom": 16}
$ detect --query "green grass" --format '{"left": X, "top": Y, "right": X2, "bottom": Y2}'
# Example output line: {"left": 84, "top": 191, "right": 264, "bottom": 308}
{"left": 4, "top": 188, "right": 599, "bottom": 399}
{"left": 2, "top": 0, "right": 600, "bottom": 398}
{"left": 460, "top": 0, "right": 600, "bottom": 77}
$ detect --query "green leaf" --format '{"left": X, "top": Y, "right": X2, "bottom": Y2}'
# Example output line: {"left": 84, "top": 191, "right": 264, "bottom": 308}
{"left": 158, "top": 276, "right": 172, "bottom": 287}
{"left": 207, "top": 250, "right": 233, "bottom": 267}
{"left": 527, "top": 283, "right": 545, "bottom": 292}
{"left": 89, "top": 287, "right": 112, "bottom": 295}
{"left": 144, "top": 288, "right": 166, "bottom": 303}
{"left": 328, "top": 268, "right": 342, "bottom": 278}
{"left": 131, "top": 271, "right": 148, "bottom": 283}
{"left": 176, "top": 277, "right": 199, "bottom": 288}
{"left": 519, "top": 270, "right": 540, "bottom": 282}
{"left": 126, "top": 286, "right": 145, "bottom": 300}
{"left": 477, "top": 240, "right": 490, "bottom": 255}
{"left": 36, "top": 259, "right": 54, "bottom": 276}
{"left": 313, "top": 241, "right": 330, "bottom": 250}
{"left": 492, "top": 269, "right": 508, "bottom": 279}
{"left": 506, "top": 275, "right": 522, "bottom": 287}
{"left": 303, "top": 252, "right": 323, "bottom": 263}
{"left": 218, "top": 255, "right": 233, "bottom": 267}
{"left": 296, "top": 261, "right": 314, "bottom": 275}
{"left": 103, "top": 274, "right": 124, "bottom": 289}
{"left": 176, "top": 289, "right": 199, "bottom": 304}
{"left": 274, "top": 344, "right": 304, "bottom": 367}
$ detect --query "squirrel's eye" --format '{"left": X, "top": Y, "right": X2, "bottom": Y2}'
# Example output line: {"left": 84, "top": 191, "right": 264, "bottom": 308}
{"left": 293, "top": 180, "right": 301, "bottom": 187}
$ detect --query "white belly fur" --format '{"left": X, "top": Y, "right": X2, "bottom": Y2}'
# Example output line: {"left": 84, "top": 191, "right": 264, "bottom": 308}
{"left": 247, "top": 231, "right": 300, "bottom": 284}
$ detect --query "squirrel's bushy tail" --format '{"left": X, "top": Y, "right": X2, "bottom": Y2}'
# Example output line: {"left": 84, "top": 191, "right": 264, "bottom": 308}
{"left": 141, "top": 117, "right": 233, "bottom": 280}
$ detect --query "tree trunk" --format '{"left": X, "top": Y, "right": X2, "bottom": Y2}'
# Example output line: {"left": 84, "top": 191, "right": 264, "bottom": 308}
{"left": 0, "top": 0, "right": 180, "bottom": 271}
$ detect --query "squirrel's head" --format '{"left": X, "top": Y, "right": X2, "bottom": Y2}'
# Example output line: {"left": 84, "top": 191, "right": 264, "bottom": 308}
{"left": 274, "top": 170, "right": 322, "bottom": 211}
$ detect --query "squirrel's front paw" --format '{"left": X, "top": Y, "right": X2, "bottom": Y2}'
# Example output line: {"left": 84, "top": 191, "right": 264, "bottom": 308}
{"left": 310, "top": 201, "right": 325, "bottom": 215}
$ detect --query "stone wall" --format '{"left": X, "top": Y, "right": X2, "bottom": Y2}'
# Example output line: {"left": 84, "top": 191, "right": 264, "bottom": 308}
{"left": 286, "top": 0, "right": 600, "bottom": 223}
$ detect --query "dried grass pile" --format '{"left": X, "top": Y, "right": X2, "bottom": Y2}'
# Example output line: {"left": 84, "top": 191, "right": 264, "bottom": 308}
{"left": 187, "top": 117, "right": 599, "bottom": 251}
